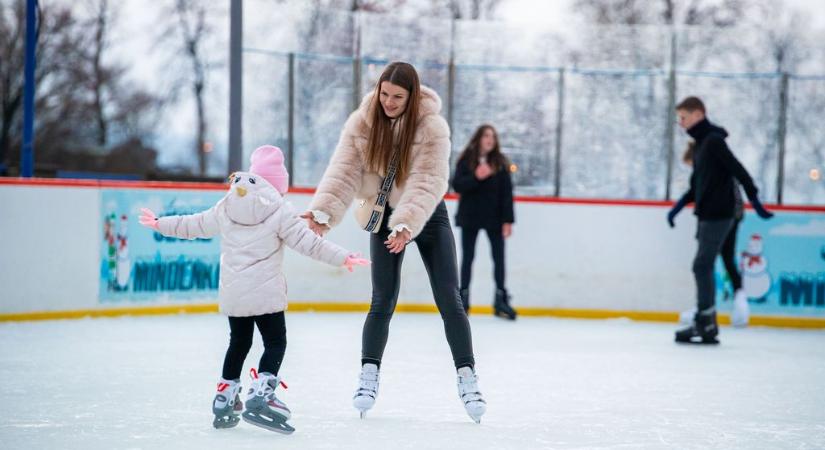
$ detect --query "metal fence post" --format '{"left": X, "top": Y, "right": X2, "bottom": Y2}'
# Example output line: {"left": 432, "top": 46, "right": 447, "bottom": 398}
{"left": 776, "top": 72, "right": 789, "bottom": 205}
{"left": 447, "top": 18, "right": 457, "bottom": 174}
{"left": 287, "top": 52, "right": 295, "bottom": 186}
{"left": 21, "top": 0, "right": 37, "bottom": 177}
{"left": 554, "top": 68, "right": 565, "bottom": 197}
{"left": 227, "top": 0, "right": 243, "bottom": 173}
{"left": 352, "top": 11, "right": 362, "bottom": 111}
{"left": 663, "top": 29, "right": 678, "bottom": 201}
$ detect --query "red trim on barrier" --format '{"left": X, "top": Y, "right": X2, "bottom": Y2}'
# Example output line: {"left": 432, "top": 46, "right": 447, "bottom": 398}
{"left": 2, "top": 177, "right": 823, "bottom": 212}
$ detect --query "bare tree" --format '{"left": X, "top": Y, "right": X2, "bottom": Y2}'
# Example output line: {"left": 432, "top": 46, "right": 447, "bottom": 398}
{"left": 165, "top": 0, "right": 214, "bottom": 176}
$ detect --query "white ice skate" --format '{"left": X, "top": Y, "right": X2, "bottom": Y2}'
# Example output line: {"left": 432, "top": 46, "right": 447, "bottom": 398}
{"left": 731, "top": 289, "right": 750, "bottom": 328}
{"left": 242, "top": 369, "right": 294, "bottom": 434}
{"left": 212, "top": 378, "right": 243, "bottom": 429}
{"left": 457, "top": 366, "right": 486, "bottom": 424}
{"left": 353, "top": 363, "right": 379, "bottom": 419}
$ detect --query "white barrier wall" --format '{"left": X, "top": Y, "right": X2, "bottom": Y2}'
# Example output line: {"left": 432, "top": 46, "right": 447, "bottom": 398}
{"left": 1, "top": 181, "right": 822, "bottom": 318}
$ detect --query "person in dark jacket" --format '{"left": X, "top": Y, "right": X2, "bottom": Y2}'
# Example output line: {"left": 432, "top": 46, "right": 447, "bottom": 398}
{"left": 452, "top": 124, "right": 517, "bottom": 320}
{"left": 673, "top": 141, "right": 750, "bottom": 328}
{"left": 668, "top": 97, "right": 773, "bottom": 344}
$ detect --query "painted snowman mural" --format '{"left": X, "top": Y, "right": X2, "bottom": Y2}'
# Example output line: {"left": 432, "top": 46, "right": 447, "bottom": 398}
{"left": 115, "top": 214, "right": 131, "bottom": 291}
{"left": 740, "top": 233, "right": 771, "bottom": 301}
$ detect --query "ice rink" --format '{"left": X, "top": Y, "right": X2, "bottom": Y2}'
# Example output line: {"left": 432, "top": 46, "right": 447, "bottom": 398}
{"left": 1, "top": 312, "right": 824, "bottom": 449}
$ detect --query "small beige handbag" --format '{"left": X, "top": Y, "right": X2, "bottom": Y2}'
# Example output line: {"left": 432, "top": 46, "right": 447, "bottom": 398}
{"left": 354, "top": 150, "right": 400, "bottom": 233}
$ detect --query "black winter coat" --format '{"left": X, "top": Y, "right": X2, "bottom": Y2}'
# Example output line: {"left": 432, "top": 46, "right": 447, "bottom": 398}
{"left": 452, "top": 158, "right": 515, "bottom": 228}
{"left": 679, "top": 118, "right": 758, "bottom": 220}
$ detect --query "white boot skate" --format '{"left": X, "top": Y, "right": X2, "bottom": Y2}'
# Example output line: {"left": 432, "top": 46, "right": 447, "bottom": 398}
{"left": 457, "top": 366, "right": 486, "bottom": 424}
{"left": 212, "top": 378, "right": 243, "bottom": 429}
{"left": 679, "top": 307, "right": 697, "bottom": 325}
{"left": 353, "top": 363, "right": 379, "bottom": 419}
{"left": 731, "top": 289, "right": 750, "bottom": 328}
{"left": 242, "top": 368, "right": 294, "bottom": 434}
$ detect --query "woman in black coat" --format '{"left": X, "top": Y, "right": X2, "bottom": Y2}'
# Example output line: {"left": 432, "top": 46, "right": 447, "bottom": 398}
{"left": 452, "top": 124, "right": 517, "bottom": 320}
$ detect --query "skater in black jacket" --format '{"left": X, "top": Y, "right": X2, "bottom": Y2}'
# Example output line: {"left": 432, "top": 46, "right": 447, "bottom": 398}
{"left": 452, "top": 124, "right": 517, "bottom": 320}
{"left": 668, "top": 97, "right": 773, "bottom": 344}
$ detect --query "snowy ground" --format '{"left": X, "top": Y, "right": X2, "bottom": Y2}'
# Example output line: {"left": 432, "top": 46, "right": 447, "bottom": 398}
{"left": 1, "top": 312, "right": 824, "bottom": 450}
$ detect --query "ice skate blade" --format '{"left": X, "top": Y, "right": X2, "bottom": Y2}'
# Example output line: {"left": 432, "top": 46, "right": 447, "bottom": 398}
{"left": 675, "top": 336, "right": 720, "bottom": 345}
{"left": 359, "top": 410, "right": 367, "bottom": 419}
{"left": 212, "top": 414, "right": 240, "bottom": 429}
{"left": 493, "top": 310, "right": 516, "bottom": 321}
{"left": 242, "top": 410, "right": 295, "bottom": 434}
{"left": 470, "top": 416, "right": 481, "bottom": 424}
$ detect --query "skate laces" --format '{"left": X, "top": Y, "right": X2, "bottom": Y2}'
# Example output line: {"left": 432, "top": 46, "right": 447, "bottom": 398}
{"left": 356, "top": 366, "right": 379, "bottom": 397}
{"left": 457, "top": 370, "right": 485, "bottom": 404}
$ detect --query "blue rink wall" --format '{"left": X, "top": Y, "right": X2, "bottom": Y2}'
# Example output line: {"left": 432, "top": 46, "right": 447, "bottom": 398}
{"left": 1, "top": 178, "right": 823, "bottom": 326}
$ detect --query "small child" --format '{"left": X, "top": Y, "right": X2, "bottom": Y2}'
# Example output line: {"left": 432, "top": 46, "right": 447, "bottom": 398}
{"left": 138, "top": 145, "right": 369, "bottom": 434}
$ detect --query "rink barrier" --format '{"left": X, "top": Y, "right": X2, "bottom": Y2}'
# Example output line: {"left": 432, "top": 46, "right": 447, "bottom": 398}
{"left": 2, "top": 303, "right": 825, "bottom": 329}
{"left": 2, "top": 178, "right": 824, "bottom": 328}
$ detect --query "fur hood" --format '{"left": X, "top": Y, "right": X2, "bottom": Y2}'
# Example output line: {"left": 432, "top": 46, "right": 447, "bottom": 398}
{"left": 309, "top": 85, "right": 451, "bottom": 238}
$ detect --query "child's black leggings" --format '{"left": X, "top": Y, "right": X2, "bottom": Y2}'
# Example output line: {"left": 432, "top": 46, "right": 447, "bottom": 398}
{"left": 222, "top": 312, "right": 286, "bottom": 380}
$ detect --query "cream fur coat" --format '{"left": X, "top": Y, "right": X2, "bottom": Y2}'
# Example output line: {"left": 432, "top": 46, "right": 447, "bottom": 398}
{"left": 309, "top": 85, "right": 451, "bottom": 238}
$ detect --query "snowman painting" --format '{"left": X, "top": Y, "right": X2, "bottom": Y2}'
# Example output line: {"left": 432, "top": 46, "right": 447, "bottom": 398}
{"left": 115, "top": 214, "right": 131, "bottom": 291}
{"left": 740, "top": 233, "right": 771, "bottom": 301}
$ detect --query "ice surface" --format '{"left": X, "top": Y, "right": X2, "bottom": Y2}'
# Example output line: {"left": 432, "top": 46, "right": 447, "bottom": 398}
{"left": 1, "top": 313, "right": 824, "bottom": 449}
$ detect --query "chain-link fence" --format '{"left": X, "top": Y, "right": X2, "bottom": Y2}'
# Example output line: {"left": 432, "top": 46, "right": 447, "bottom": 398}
{"left": 240, "top": 7, "right": 825, "bottom": 205}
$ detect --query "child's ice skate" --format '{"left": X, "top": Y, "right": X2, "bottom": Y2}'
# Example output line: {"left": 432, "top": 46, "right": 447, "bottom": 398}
{"left": 212, "top": 378, "right": 243, "bottom": 429}
{"left": 731, "top": 289, "right": 750, "bottom": 327}
{"left": 353, "top": 363, "right": 379, "bottom": 419}
{"left": 457, "top": 366, "right": 486, "bottom": 424}
{"left": 242, "top": 368, "right": 294, "bottom": 434}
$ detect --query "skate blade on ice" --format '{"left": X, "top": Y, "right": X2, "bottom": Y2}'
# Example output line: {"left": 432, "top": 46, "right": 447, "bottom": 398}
{"left": 675, "top": 336, "right": 720, "bottom": 345}
{"left": 212, "top": 414, "right": 240, "bottom": 429}
{"left": 242, "top": 410, "right": 295, "bottom": 434}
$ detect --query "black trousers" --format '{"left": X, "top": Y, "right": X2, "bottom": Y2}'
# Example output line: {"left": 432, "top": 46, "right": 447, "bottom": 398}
{"left": 222, "top": 312, "right": 286, "bottom": 380}
{"left": 720, "top": 218, "right": 742, "bottom": 291}
{"left": 361, "top": 201, "right": 475, "bottom": 369}
{"left": 460, "top": 224, "right": 506, "bottom": 292}
{"left": 693, "top": 219, "right": 734, "bottom": 311}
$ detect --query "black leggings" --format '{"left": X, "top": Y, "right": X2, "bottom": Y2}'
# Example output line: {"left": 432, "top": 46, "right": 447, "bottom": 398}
{"left": 222, "top": 312, "right": 286, "bottom": 380}
{"left": 460, "top": 225, "right": 506, "bottom": 292}
{"left": 720, "top": 218, "right": 742, "bottom": 291}
{"left": 361, "top": 201, "right": 475, "bottom": 370}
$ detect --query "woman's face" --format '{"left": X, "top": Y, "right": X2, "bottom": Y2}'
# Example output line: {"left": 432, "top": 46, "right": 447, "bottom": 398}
{"left": 479, "top": 128, "right": 497, "bottom": 154}
{"left": 379, "top": 81, "right": 409, "bottom": 119}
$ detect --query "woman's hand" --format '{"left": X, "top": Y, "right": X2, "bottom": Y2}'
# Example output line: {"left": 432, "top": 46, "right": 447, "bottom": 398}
{"left": 300, "top": 211, "right": 330, "bottom": 236}
{"left": 474, "top": 163, "right": 493, "bottom": 180}
{"left": 139, "top": 208, "right": 160, "bottom": 231}
{"left": 385, "top": 228, "right": 411, "bottom": 254}
{"left": 502, "top": 223, "right": 513, "bottom": 238}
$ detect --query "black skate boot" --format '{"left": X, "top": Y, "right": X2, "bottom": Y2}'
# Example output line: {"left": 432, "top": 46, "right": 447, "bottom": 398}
{"left": 493, "top": 289, "right": 517, "bottom": 321}
{"left": 460, "top": 288, "right": 470, "bottom": 314}
{"left": 675, "top": 307, "right": 719, "bottom": 344}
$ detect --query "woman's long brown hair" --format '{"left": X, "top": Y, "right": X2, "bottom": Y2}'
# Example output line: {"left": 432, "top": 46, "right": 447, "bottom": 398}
{"left": 682, "top": 140, "right": 696, "bottom": 165}
{"left": 365, "top": 62, "right": 421, "bottom": 184}
{"left": 457, "top": 124, "right": 508, "bottom": 172}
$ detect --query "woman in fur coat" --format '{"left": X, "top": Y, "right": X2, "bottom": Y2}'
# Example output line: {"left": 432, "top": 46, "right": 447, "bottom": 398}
{"left": 301, "top": 62, "right": 486, "bottom": 423}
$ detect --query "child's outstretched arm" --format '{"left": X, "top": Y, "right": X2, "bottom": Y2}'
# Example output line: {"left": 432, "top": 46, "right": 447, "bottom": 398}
{"left": 276, "top": 204, "right": 369, "bottom": 271}
{"left": 139, "top": 206, "right": 221, "bottom": 239}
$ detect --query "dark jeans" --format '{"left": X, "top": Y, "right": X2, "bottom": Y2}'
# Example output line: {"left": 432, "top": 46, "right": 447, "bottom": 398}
{"left": 460, "top": 225, "right": 506, "bottom": 292}
{"left": 222, "top": 312, "right": 286, "bottom": 380}
{"left": 693, "top": 219, "right": 734, "bottom": 311}
{"left": 720, "top": 218, "right": 742, "bottom": 291}
{"left": 361, "top": 201, "right": 475, "bottom": 369}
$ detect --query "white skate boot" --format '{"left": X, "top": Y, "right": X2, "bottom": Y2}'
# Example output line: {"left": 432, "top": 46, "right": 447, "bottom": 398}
{"left": 212, "top": 378, "right": 243, "bottom": 429}
{"left": 353, "top": 363, "right": 379, "bottom": 419}
{"left": 457, "top": 366, "right": 486, "bottom": 424}
{"left": 679, "top": 307, "right": 697, "bottom": 325}
{"left": 731, "top": 289, "right": 750, "bottom": 327}
{"left": 242, "top": 368, "right": 294, "bottom": 434}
